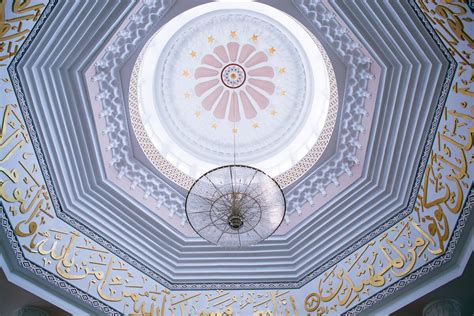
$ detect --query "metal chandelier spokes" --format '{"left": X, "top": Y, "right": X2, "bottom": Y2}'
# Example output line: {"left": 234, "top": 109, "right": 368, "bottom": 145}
{"left": 185, "top": 165, "right": 286, "bottom": 247}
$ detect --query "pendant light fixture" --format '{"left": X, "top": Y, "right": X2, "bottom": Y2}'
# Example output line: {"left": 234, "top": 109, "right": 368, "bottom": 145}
{"left": 185, "top": 63, "right": 286, "bottom": 246}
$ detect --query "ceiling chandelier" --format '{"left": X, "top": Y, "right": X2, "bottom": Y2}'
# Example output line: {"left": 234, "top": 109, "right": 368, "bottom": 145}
{"left": 186, "top": 165, "right": 286, "bottom": 247}
{"left": 182, "top": 4, "right": 291, "bottom": 247}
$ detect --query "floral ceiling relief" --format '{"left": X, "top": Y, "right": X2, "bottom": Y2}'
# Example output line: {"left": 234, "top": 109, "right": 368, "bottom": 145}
{"left": 134, "top": 8, "right": 336, "bottom": 185}
{"left": 195, "top": 42, "right": 275, "bottom": 121}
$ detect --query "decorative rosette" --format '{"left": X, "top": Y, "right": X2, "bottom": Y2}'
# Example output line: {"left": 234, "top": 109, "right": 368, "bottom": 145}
{"left": 194, "top": 42, "right": 275, "bottom": 122}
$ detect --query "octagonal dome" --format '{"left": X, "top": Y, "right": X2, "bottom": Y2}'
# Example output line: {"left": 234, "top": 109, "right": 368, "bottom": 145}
{"left": 2, "top": 0, "right": 472, "bottom": 315}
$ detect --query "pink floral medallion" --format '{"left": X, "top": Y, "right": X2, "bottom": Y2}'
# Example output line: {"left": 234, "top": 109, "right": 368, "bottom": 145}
{"left": 194, "top": 42, "right": 275, "bottom": 122}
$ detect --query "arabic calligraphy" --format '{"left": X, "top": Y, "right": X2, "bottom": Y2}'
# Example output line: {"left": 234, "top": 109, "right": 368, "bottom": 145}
{"left": 0, "top": 0, "right": 44, "bottom": 65}
{"left": 303, "top": 216, "right": 444, "bottom": 314}
{"left": 301, "top": 2, "right": 473, "bottom": 314}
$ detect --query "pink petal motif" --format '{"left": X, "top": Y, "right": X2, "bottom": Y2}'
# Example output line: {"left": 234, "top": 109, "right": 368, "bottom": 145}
{"left": 195, "top": 42, "right": 276, "bottom": 122}
{"left": 246, "top": 86, "right": 269, "bottom": 110}
{"left": 248, "top": 78, "right": 275, "bottom": 95}
{"left": 201, "top": 54, "right": 222, "bottom": 68}
{"left": 227, "top": 42, "right": 239, "bottom": 62}
{"left": 202, "top": 86, "right": 223, "bottom": 111}
{"left": 195, "top": 67, "right": 219, "bottom": 79}
{"left": 214, "top": 90, "right": 230, "bottom": 119}
{"left": 228, "top": 92, "right": 241, "bottom": 122}
{"left": 195, "top": 79, "right": 219, "bottom": 97}
{"left": 238, "top": 44, "right": 256, "bottom": 63}
{"left": 239, "top": 91, "right": 257, "bottom": 119}
{"left": 213, "top": 45, "right": 229, "bottom": 63}
{"left": 245, "top": 51, "right": 268, "bottom": 68}
{"left": 248, "top": 66, "right": 274, "bottom": 78}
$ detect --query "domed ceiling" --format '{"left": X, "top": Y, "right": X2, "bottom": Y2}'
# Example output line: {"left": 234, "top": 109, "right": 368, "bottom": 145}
{"left": 131, "top": 3, "right": 337, "bottom": 186}
{"left": 0, "top": 0, "right": 472, "bottom": 315}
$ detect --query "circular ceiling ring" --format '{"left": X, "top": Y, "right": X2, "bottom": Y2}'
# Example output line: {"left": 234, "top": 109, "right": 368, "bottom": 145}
{"left": 221, "top": 63, "right": 247, "bottom": 89}
{"left": 128, "top": 2, "right": 338, "bottom": 190}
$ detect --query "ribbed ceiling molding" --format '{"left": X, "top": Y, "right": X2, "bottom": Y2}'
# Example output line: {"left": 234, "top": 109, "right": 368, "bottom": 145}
{"left": 12, "top": 0, "right": 453, "bottom": 287}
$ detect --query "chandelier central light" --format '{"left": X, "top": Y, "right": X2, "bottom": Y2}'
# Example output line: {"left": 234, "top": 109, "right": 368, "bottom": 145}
{"left": 185, "top": 165, "right": 286, "bottom": 247}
